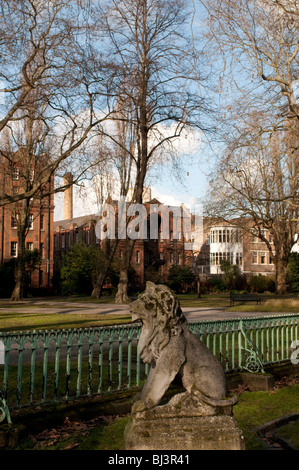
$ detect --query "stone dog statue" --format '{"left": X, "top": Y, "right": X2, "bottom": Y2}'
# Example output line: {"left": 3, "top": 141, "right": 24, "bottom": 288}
{"left": 130, "top": 281, "right": 237, "bottom": 413}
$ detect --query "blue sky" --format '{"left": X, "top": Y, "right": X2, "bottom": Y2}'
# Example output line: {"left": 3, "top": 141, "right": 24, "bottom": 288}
{"left": 54, "top": 127, "right": 212, "bottom": 220}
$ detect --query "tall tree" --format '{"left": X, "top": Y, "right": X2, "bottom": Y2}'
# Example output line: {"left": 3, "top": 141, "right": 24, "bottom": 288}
{"left": 202, "top": 0, "right": 299, "bottom": 122}
{"left": 0, "top": 0, "right": 116, "bottom": 207}
{"left": 206, "top": 117, "right": 299, "bottom": 294}
{"left": 200, "top": 0, "right": 299, "bottom": 294}
{"left": 92, "top": 0, "right": 207, "bottom": 302}
{"left": 89, "top": 96, "right": 137, "bottom": 299}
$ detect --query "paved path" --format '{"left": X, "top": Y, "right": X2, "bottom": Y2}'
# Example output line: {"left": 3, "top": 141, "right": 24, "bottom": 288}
{"left": 0, "top": 298, "right": 289, "bottom": 322}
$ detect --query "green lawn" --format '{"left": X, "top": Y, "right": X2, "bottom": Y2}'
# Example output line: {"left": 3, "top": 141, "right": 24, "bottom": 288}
{"left": 0, "top": 311, "right": 132, "bottom": 332}
{"left": 1, "top": 293, "right": 299, "bottom": 332}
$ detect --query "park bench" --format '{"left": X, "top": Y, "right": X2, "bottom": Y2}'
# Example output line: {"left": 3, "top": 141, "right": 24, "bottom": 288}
{"left": 230, "top": 293, "right": 261, "bottom": 307}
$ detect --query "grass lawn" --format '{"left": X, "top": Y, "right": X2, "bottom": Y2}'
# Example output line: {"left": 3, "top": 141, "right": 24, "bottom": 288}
{"left": 0, "top": 293, "right": 299, "bottom": 332}
{"left": 0, "top": 311, "right": 132, "bottom": 332}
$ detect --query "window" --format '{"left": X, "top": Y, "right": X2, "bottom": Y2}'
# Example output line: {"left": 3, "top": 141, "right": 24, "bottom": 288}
{"left": 11, "top": 215, "right": 18, "bottom": 229}
{"left": 28, "top": 214, "right": 34, "bottom": 230}
{"left": 160, "top": 252, "right": 164, "bottom": 260}
{"left": 211, "top": 230, "right": 218, "bottom": 243}
{"left": 170, "top": 252, "right": 174, "bottom": 264}
{"left": 236, "top": 253, "right": 243, "bottom": 266}
{"left": 26, "top": 242, "right": 33, "bottom": 251}
{"left": 40, "top": 243, "right": 44, "bottom": 258}
{"left": 235, "top": 230, "right": 242, "bottom": 243}
{"left": 261, "top": 252, "right": 266, "bottom": 264}
{"left": 136, "top": 250, "right": 140, "bottom": 264}
{"left": 40, "top": 214, "right": 44, "bottom": 230}
{"left": 11, "top": 242, "right": 17, "bottom": 257}
{"left": 252, "top": 251, "right": 258, "bottom": 264}
{"left": 62, "top": 233, "right": 65, "bottom": 248}
{"left": 178, "top": 253, "right": 181, "bottom": 264}
{"left": 12, "top": 168, "right": 19, "bottom": 181}
{"left": 251, "top": 230, "right": 258, "bottom": 243}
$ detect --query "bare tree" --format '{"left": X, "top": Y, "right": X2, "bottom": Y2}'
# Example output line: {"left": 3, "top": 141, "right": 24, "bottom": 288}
{"left": 0, "top": 0, "right": 116, "bottom": 207}
{"left": 91, "top": 0, "right": 207, "bottom": 302}
{"left": 206, "top": 117, "right": 299, "bottom": 294}
{"left": 202, "top": 0, "right": 299, "bottom": 121}
{"left": 0, "top": 115, "right": 52, "bottom": 300}
{"left": 198, "top": 0, "right": 299, "bottom": 294}
{"left": 90, "top": 105, "right": 137, "bottom": 299}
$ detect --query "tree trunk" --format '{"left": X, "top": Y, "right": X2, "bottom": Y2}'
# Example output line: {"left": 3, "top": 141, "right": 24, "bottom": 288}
{"left": 115, "top": 238, "right": 135, "bottom": 304}
{"left": 11, "top": 239, "right": 26, "bottom": 301}
{"left": 196, "top": 278, "right": 201, "bottom": 298}
{"left": 91, "top": 269, "right": 106, "bottom": 298}
{"left": 275, "top": 256, "right": 288, "bottom": 295}
{"left": 91, "top": 239, "right": 118, "bottom": 298}
{"left": 115, "top": 268, "right": 130, "bottom": 304}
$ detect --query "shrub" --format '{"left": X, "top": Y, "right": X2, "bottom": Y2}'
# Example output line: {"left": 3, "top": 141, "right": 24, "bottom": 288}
{"left": 167, "top": 265, "right": 196, "bottom": 293}
{"left": 60, "top": 243, "right": 107, "bottom": 296}
{"left": 249, "top": 274, "right": 275, "bottom": 293}
{"left": 220, "top": 260, "right": 246, "bottom": 291}
{"left": 287, "top": 253, "right": 299, "bottom": 293}
{"left": 0, "top": 259, "right": 16, "bottom": 298}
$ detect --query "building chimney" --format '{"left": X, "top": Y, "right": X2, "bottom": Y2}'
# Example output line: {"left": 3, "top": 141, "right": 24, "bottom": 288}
{"left": 64, "top": 172, "right": 73, "bottom": 220}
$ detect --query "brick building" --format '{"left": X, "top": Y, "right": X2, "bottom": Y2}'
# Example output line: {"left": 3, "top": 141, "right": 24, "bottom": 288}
{"left": 54, "top": 180, "right": 286, "bottom": 292}
{"left": 53, "top": 191, "right": 192, "bottom": 289}
{"left": 0, "top": 150, "right": 54, "bottom": 292}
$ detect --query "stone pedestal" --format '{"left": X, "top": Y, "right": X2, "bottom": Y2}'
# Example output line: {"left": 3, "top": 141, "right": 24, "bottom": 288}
{"left": 124, "top": 392, "right": 245, "bottom": 451}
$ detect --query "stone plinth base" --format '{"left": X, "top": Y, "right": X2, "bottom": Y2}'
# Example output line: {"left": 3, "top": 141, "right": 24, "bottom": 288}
{"left": 125, "top": 414, "right": 245, "bottom": 450}
{"left": 240, "top": 372, "right": 274, "bottom": 391}
{"left": 124, "top": 392, "right": 245, "bottom": 450}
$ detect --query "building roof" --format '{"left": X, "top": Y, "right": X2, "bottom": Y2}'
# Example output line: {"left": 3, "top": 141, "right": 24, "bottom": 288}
{"left": 54, "top": 213, "right": 99, "bottom": 231}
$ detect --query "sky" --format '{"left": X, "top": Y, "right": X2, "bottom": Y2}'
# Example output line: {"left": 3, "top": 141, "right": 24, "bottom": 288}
{"left": 53, "top": 128, "right": 212, "bottom": 221}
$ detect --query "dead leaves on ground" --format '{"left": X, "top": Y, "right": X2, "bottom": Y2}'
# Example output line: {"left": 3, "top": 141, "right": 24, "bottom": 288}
{"left": 28, "top": 414, "right": 116, "bottom": 450}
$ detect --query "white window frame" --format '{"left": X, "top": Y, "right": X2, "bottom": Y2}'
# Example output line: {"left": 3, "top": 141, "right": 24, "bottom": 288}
{"left": 12, "top": 167, "right": 19, "bottom": 181}
{"left": 11, "top": 241, "right": 18, "bottom": 257}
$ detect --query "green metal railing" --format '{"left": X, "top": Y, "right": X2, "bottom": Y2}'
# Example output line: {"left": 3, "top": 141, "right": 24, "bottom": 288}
{"left": 0, "top": 314, "right": 298, "bottom": 410}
